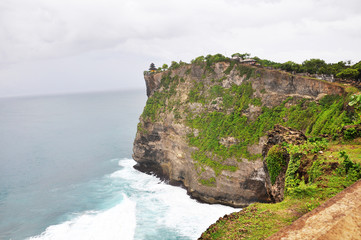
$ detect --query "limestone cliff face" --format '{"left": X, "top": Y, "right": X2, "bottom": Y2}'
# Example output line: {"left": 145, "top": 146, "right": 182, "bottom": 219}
{"left": 133, "top": 62, "right": 345, "bottom": 207}
{"left": 262, "top": 125, "right": 307, "bottom": 202}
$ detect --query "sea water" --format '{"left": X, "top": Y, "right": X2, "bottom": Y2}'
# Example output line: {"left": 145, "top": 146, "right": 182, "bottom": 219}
{"left": 0, "top": 90, "right": 237, "bottom": 240}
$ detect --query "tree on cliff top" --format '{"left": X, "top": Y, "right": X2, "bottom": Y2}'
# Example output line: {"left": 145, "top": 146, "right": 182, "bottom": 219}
{"left": 231, "top": 53, "right": 250, "bottom": 60}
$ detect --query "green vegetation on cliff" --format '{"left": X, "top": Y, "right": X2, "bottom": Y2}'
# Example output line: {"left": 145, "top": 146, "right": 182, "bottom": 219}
{"left": 186, "top": 85, "right": 353, "bottom": 177}
{"left": 141, "top": 73, "right": 181, "bottom": 121}
{"left": 200, "top": 138, "right": 361, "bottom": 240}
{"left": 139, "top": 54, "right": 361, "bottom": 239}
{"left": 141, "top": 55, "right": 358, "bottom": 182}
{"left": 149, "top": 53, "right": 361, "bottom": 82}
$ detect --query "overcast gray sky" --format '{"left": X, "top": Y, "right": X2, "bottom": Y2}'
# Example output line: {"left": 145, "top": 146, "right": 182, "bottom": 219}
{"left": 1, "top": 0, "right": 360, "bottom": 97}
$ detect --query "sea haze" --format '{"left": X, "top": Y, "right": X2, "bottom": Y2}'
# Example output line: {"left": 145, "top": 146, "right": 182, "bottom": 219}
{"left": 0, "top": 90, "right": 237, "bottom": 240}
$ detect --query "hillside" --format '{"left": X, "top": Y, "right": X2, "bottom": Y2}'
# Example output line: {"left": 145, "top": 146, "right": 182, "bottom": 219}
{"left": 133, "top": 55, "right": 361, "bottom": 238}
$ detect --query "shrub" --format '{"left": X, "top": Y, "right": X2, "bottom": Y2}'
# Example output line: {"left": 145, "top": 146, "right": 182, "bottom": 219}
{"left": 344, "top": 127, "right": 359, "bottom": 140}
{"left": 266, "top": 145, "right": 287, "bottom": 185}
{"left": 287, "top": 180, "right": 319, "bottom": 198}
{"left": 338, "top": 151, "right": 361, "bottom": 181}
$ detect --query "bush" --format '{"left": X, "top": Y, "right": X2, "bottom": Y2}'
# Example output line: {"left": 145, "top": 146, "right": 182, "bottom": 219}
{"left": 266, "top": 145, "right": 287, "bottom": 184}
{"left": 288, "top": 180, "right": 319, "bottom": 198}
{"left": 338, "top": 151, "right": 361, "bottom": 181}
{"left": 344, "top": 127, "right": 359, "bottom": 140}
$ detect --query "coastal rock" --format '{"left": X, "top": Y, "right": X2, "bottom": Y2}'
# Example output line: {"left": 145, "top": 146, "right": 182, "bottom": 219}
{"left": 262, "top": 125, "right": 307, "bottom": 202}
{"left": 134, "top": 62, "right": 344, "bottom": 207}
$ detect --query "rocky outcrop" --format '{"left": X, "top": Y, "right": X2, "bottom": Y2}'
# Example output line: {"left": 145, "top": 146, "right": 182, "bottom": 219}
{"left": 133, "top": 116, "right": 270, "bottom": 207}
{"left": 133, "top": 61, "right": 345, "bottom": 207}
{"left": 262, "top": 125, "right": 307, "bottom": 202}
{"left": 144, "top": 72, "right": 163, "bottom": 97}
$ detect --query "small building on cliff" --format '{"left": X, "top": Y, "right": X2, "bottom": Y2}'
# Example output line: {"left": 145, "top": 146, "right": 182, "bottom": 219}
{"left": 149, "top": 63, "right": 157, "bottom": 73}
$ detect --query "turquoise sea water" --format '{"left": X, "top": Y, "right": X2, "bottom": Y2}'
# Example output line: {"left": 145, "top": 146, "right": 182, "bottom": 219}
{"left": 0, "top": 90, "right": 236, "bottom": 240}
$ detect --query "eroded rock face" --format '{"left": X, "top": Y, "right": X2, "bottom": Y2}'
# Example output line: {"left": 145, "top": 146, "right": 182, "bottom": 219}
{"left": 134, "top": 63, "right": 344, "bottom": 207}
{"left": 262, "top": 125, "right": 307, "bottom": 202}
{"left": 133, "top": 117, "right": 270, "bottom": 207}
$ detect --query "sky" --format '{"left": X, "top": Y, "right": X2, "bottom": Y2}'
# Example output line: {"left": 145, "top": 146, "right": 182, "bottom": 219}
{"left": 0, "top": 0, "right": 360, "bottom": 97}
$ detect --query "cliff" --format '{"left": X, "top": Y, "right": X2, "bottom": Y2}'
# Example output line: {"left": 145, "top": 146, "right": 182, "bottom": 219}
{"left": 133, "top": 59, "right": 349, "bottom": 207}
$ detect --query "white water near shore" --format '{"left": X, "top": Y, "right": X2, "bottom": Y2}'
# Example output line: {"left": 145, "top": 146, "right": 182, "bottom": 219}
{"left": 28, "top": 195, "right": 136, "bottom": 240}
{"left": 29, "top": 159, "right": 238, "bottom": 240}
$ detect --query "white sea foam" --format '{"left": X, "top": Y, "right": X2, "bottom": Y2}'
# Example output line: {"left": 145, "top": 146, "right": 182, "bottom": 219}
{"left": 113, "top": 159, "right": 239, "bottom": 239}
{"left": 28, "top": 158, "right": 239, "bottom": 240}
{"left": 28, "top": 194, "right": 136, "bottom": 240}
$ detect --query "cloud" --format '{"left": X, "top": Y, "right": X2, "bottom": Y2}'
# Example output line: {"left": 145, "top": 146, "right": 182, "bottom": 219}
{"left": 1, "top": 0, "right": 360, "bottom": 65}
{"left": 0, "top": 0, "right": 360, "bottom": 96}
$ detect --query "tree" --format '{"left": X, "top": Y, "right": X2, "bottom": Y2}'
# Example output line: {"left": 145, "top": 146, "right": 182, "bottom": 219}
{"left": 162, "top": 64, "right": 168, "bottom": 71}
{"left": 336, "top": 68, "right": 359, "bottom": 80}
{"left": 349, "top": 93, "right": 361, "bottom": 120}
{"left": 302, "top": 59, "right": 327, "bottom": 74}
{"left": 191, "top": 56, "right": 205, "bottom": 65}
{"left": 231, "top": 53, "right": 250, "bottom": 60}
{"left": 280, "top": 61, "right": 301, "bottom": 72}
{"left": 352, "top": 61, "right": 361, "bottom": 80}
{"left": 170, "top": 61, "right": 180, "bottom": 69}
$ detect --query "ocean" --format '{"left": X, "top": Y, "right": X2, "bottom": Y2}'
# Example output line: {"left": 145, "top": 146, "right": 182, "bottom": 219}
{"left": 0, "top": 90, "right": 237, "bottom": 240}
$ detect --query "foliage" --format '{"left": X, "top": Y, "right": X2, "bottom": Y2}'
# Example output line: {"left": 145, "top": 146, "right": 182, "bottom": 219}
{"left": 169, "top": 61, "right": 180, "bottom": 69}
{"left": 141, "top": 91, "right": 166, "bottom": 121}
{"left": 308, "top": 158, "right": 324, "bottom": 183}
{"left": 191, "top": 56, "right": 205, "bottom": 65}
{"left": 253, "top": 56, "right": 361, "bottom": 81}
{"left": 344, "top": 127, "right": 359, "bottom": 140}
{"left": 141, "top": 74, "right": 180, "bottom": 121}
{"left": 223, "top": 61, "right": 235, "bottom": 74}
{"left": 284, "top": 153, "right": 302, "bottom": 194}
{"left": 306, "top": 96, "right": 352, "bottom": 136}
{"left": 201, "top": 138, "right": 361, "bottom": 240}
{"left": 192, "top": 151, "right": 237, "bottom": 176}
{"left": 139, "top": 55, "right": 361, "bottom": 240}
{"left": 199, "top": 177, "right": 217, "bottom": 186}
{"left": 287, "top": 180, "right": 319, "bottom": 198}
{"left": 188, "top": 81, "right": 206, "bottom": 104}
{"left": 236, "top": 64, "right": 255, "bottom": 80}
{"left": 285, "top": 139, "right": 328, "bottom": 195}
{"left": 349, "top": 93, "right": 361, "bottom": 111}
{"left": 280, "top": 61, "right": 301, "bottom": 72}
{"left": 338, "top": 151, "right": 361, "bottom": 181}
{"left": 231, "top": 52, "right": 250, "bottom": 59}
{"left": 162, "top": 64, "right": 168, "bottom": 70}
{"left": 266, "top": 145, "right": 287, "bottom": 184}
{"left": 349, "top": 93, "right": 361, "bottom": 120}
{"left": 302, "top": 59, "right": 327, "bottom": 74}
{"left": 187, "top": 83, "right": 349, "bottom": 175}
{"left": 336, "top": 68, "right": 359, "bottom": 79}
{"left": 205, "top": 54, "right": 229, "bottom": 66}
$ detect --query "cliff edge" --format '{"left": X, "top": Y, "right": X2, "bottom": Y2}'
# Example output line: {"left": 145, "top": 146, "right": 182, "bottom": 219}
{"left": 133, "top": 59, "right": 346, "bottom": 207}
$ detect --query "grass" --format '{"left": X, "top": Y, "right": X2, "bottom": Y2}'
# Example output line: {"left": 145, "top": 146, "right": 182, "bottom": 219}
{"left": 200, "top": 199, "right": 302, "bottom": 240}
{"left": 324, "top": 140, "right": 361, "bottom": 164}
{"left": 200, "top": 138, "right": 361, "bottom": 239}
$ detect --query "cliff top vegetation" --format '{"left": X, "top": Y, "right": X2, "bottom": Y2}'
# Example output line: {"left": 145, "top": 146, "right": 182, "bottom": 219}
{"left": 146, "top": 53, "right": 361, "bottom": 83}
